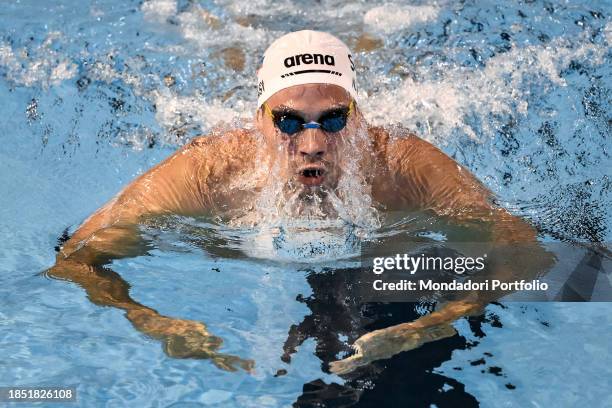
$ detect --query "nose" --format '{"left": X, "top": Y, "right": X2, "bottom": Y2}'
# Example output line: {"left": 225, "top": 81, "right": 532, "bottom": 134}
{"left": 297, "top": 130, "right": 327, "bottom": 160}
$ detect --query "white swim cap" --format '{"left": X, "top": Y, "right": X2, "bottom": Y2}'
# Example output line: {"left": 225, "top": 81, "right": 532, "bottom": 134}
{"left": 257, "top": 30, "right": 357, "bottom": 107}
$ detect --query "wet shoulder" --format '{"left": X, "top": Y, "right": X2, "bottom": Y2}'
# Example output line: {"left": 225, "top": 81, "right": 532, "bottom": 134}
{"left": 187, "top": 128, "right": 257, "bottom": 155}
{"left": 368, "top": 125, "right": 425, "bottom": 168}
{"left": 368, "top": 125, "right": 444, "bottom": 209}
{"left": 186, "top": 128, "right": 258, "bottom": 184}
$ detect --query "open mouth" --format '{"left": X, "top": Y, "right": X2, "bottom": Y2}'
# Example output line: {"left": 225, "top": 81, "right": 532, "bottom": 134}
{"left": 298, "top": 165, "right": 326, "bottom": 186}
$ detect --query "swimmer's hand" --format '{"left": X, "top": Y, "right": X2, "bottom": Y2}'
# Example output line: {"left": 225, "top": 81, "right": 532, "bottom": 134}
{"left": 329, "top": 323, "right": 457, "bottom": 375}
{"left": 127, "top": 309, "right": 254, "bottom": 373}
{"left": 329, "top": 301, "right": 483, "bottom": 375}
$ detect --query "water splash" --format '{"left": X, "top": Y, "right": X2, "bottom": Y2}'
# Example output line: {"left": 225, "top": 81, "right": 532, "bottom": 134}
{"left": 226, "top": 118, "right": 381, "bottom": 262}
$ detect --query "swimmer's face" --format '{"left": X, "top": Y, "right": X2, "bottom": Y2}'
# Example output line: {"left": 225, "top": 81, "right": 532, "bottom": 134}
{"left": 256, "top": 84, "right": 358, "bottom": 190}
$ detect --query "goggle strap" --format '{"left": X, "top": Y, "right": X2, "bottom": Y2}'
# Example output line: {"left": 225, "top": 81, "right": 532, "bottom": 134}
{"left": 264, "top": 103, "right": 275, "bottom": 119}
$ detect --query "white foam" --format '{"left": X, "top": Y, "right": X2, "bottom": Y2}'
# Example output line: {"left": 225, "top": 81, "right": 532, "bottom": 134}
{"left": 364, "top": 29, "right": 610, "bottom": 143}
{"left": 141, "top": 0, "right": 177, "bottom": 23}
{"left": 364, "top": 4, "right": 439, "bottom": 34}
{"left": 0, "top": 33, "right": 77, "bottom": 88}
{"left": 150, "top": 89, "right": 250, "bottom": 135}
{"left": 49, "top": 61, "right": 78, "bottom": 84}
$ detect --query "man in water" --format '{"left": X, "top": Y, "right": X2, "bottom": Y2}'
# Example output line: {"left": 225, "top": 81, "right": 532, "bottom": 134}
{"left": 49, "top": 31, "right": 548, "bottom": 373}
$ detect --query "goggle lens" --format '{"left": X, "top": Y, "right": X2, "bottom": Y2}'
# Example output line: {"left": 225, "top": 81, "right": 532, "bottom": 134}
{"left": 319, "top": 113, "right": 347, "bottom": 133}
{"left": 266, "top": 101, "right": 354, "bottom": 136}
{"left": 275, "top": 116, "right": 303, "bottom": 135}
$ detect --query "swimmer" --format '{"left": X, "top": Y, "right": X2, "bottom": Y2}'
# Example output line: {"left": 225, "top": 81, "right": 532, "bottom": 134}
{"left": 48, "top": 31, "right": 551, "bottom": 374}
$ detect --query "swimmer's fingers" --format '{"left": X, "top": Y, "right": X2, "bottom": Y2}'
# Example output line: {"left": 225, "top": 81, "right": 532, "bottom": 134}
{"left": 328, "top": 353, "right": 365, "bottom": 375}
{"left": 211, "top": 353, "right": 255, "bottom": 373}
{"left": 329, "top": 325, "right": 423, "bottom": 375}
{"left": 163, "top": 332, "right": 223, "bottom": 359}
{"left": 329, "top": 323, "right": 457, "bottom": 376}
{"left": 162, "top": 331, "right": 254, "bottom": 373}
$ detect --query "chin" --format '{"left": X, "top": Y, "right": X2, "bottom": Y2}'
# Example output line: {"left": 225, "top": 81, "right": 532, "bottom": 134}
{"left": 298, "top": 176, "right": 326, "bottom": 188}
{"left": 297, "top": 177, "right": 338, "bottom": 193}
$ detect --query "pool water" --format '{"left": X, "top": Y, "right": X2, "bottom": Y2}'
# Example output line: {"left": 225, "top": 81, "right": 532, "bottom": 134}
{"left": 1, "top": 0, "right": 611, "bottom": 406}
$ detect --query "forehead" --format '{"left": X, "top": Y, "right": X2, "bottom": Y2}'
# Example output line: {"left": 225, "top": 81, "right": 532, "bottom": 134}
{"left": 265, "top": 84, "right": 351, "bottom": 111}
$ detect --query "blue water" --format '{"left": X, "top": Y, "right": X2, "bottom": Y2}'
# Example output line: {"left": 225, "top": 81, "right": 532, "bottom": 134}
{"left": 1, "top": 0, "right": 611, "bottom": 406}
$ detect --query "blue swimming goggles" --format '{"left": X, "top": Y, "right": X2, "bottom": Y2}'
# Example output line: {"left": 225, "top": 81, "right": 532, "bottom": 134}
{"left": 264, "top": 100, "right": 354, "bottom": 135}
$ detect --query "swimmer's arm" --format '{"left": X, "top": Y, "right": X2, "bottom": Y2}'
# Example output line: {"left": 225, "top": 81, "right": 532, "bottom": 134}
{"left": 388, "top": 134, "right": 553, "bottom": 286}
{"left": 47, "top": 136, "right": 252, "bottom": 371}
{"left": 58, "top": 137, "right": 215, "bottom": 265}
{"left": 381, "top": 132, "right": 552, "bottom": 283}
{"left": 331, "top": 133, "right": 553, "bottom": 375}
{"left": 383, "top": 132, "right": 540, "bottom": 243}
{"left": 45, "top": 259, "right": 253, "bottom": 372}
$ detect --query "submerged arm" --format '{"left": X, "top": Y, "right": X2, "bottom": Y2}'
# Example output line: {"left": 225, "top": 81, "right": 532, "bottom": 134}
{"left": 48, "top": 135, "right": 253, "bottom": 371}
{"left": 47, "top": 259, "right": 252, "bottom": 371}
{"left": 332, "top": 131, "right": 553, "bottom": 374}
